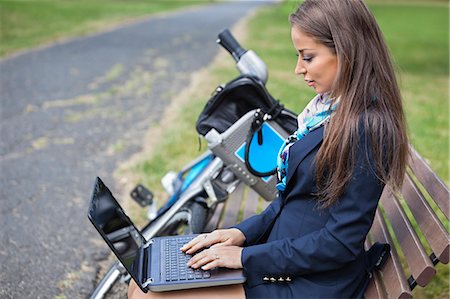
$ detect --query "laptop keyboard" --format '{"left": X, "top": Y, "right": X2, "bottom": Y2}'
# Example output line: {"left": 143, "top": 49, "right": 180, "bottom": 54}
{"left": 164, "top": 236, "right": 211, "bottom": 282}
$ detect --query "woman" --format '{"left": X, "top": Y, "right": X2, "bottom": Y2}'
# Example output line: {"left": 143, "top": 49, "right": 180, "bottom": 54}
{"left": 128, "top": 0, "right": 408, "bottom": 298}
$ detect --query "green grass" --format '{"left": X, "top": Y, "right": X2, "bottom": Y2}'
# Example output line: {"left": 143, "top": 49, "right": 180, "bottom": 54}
{"left": 0, "top": 0, "right": 210, "bottom": 57}
{"left": 132, "top": 62, "right": 235, "bottom": 206}
{"left": 245, "top": 0, "right": 449, "bottom": 182}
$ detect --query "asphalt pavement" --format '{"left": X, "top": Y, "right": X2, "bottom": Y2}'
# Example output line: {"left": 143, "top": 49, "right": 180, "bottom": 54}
{"left": 0, "top": 1, "right": 275, "bottom": 298}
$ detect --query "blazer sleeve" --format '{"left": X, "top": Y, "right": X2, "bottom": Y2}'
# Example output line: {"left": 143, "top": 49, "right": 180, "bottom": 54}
{"left": 240, "top": 129, "right": 385, "bottom": 283}
{"left": 233, "top": 195, "right": 284, "bottom": 246}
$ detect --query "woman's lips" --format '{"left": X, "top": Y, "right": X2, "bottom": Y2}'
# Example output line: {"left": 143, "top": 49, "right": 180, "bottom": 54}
{"left": 305, "top": 80, "right": 315, "bottom": 87}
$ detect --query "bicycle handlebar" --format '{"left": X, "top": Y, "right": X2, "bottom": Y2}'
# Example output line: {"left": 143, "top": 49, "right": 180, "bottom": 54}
{"left": 216, "top": 29, "right": 247, "bottom": 62}
{"left": 216, "top": 29, "right": 268, "bottom": 84}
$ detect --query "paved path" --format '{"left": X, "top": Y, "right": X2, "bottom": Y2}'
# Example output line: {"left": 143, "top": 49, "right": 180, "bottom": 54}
{"left": 0, "top": 2, "right": 274, "bottom": 298}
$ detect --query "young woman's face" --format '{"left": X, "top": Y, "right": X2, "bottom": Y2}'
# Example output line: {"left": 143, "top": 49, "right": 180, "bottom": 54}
{"left": 291, "top": 27, "right": 338, "bottom": 94}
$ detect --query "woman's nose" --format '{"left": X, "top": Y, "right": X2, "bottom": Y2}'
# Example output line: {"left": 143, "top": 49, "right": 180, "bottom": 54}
{"left": 295, "top": 60, "right": 306, "bottom": 75}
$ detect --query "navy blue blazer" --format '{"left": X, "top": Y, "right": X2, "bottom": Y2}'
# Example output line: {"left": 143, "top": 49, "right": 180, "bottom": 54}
{"left": 234, "top": 125, "right": 385, "bottom": 298}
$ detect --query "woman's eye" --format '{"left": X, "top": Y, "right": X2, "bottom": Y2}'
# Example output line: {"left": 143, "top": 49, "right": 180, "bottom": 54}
{"left": 296, "top": 52, "right": 313, "bottom": 62}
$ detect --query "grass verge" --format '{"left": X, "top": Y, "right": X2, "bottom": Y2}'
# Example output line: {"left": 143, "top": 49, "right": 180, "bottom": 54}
{"left": 0, "top": 0, "right": 211, "bottom": 57}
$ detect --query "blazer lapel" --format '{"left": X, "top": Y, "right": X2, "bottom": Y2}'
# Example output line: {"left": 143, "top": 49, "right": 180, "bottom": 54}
{"left": 285, "top": 126, "right": 325, "bottom": 187}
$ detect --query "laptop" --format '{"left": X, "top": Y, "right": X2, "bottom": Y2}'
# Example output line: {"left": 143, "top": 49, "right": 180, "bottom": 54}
{"left": 87, "top": 177, "right": 246, "bottom": 293}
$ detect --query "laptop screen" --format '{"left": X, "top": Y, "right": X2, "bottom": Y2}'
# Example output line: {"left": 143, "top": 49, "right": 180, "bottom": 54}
{"left": 88, "top": 177, "right": 146, "bottom": 284}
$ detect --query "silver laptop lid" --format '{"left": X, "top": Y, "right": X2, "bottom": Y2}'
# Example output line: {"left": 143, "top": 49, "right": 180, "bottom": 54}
{"left": 88, "top": 177, "right": 147, "bottom": 288}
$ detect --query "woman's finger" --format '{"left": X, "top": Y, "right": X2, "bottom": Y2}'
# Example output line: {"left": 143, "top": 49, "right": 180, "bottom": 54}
{"left": 188, "top": 246, "right": 243, "bottom": 270}
{"left": 201, "top": 258, "right": 221, "bottom": 271}
{"left": 185, "top": 249, "right": 205, "bottom": 266}
{"left": 187, "top": 255, "right": 209, "bottom": 269}
{"left": 180, "top": 233, "right": 209, "bottom": 252}
{"left": 210, "top": 237, "right": 234, "bottom": 248}
{"left": 182, "top": 233, "right": 221, "bottom": 254}
{"left": 187, "top": 250, "right": 220, "bottom": 269}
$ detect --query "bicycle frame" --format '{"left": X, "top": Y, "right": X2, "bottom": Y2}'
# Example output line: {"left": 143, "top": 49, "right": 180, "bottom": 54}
{"left": 90, "top": 28, "right": 271, "bottom": 299}
{"left": 141, "top": 154, "right": 232, "bottom": 240}
{"left": 155, "top": 151, "right": 214, "bottom": 217}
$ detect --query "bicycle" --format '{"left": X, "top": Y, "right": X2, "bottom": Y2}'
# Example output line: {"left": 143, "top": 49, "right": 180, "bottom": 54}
{"left": 90, "top": 29, "right": 297, "bottom": 299}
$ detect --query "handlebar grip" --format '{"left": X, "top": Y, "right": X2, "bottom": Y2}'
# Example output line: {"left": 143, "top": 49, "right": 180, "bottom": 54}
{"left": 217, "top": 29, "right": 247, "bottom": 62}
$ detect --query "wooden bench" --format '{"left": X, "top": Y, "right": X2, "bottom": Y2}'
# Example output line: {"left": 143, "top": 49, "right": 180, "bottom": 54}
{"left": 204, "top": 146, "right": 449, "bottom": 298}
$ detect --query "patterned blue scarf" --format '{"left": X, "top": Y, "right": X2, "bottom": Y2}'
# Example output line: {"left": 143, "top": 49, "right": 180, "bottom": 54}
{"left": 276, "top": 94, "right": 337, "bottom": 192}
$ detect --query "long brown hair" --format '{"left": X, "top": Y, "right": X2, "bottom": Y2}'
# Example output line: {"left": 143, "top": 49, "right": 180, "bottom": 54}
{"left": 289, "top": 0, "right": 409, "bottom": 207}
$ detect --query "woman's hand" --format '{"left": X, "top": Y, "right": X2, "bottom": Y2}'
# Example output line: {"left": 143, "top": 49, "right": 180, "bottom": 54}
{"left": 180, "top": 228, "right": 246, "bottom": 255}
{"left": 187, "top": 246, "right": 243, "bottom": 270}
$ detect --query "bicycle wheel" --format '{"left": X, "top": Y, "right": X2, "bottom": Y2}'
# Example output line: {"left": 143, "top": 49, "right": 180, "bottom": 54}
{"left": 159, "top": 199, "right": 209, "bottom": 235}
{"left": 89, "top": 261, "right": 126, "bottom": 299}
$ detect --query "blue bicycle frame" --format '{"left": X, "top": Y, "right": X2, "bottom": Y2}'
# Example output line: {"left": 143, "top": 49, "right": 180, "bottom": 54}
{"left": 157, "top": 152, "right": 214, "bottom": 215}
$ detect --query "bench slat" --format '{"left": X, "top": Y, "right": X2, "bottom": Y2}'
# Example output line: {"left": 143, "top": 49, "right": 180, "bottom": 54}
{"left": 242, "top": 187, "right": 260, "bottom": 220}
{"left": 402, "top": 174, "right": 450, "bottom": 264}
{"left": 219, "top": 183, "right": 245, "bottom": 228}
{"left": 381, "top": 189, "right": 436, "bottom": 287}
{"left": 365, "top": 270, "right": 388, "bottom": 299}
{"left": 409, "top": 146, "right": 449, "bottom": 219}
{"left": 369, "top": 208, "right": 412, "bottom": 299}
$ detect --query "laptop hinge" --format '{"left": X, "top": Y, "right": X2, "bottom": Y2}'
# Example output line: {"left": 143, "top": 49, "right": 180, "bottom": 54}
{"left": 143, "top": 239, "right": 154, "bottom": 249}
{"left": 141, "top": 239, "right": 154, "bottom": 289}
{"left": 142, "top": 278, "right": 153, "bottom": 288}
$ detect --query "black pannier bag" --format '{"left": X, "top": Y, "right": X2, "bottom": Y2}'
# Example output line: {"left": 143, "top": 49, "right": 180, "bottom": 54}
{"left": 196, "top": 75, "right": 297, "bottom": 137}
{"left": 196, "top": 75, "right": 298, "bottom": 200}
